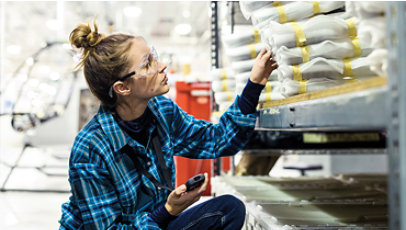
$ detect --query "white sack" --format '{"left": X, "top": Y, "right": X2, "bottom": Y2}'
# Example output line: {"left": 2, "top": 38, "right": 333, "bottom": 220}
{"left": 223, "top": 29, "right": 262, "bottom": 48}
{"left": 276, "top": 37, "right": 373, "bottom": 65}
{"left": 212, "top": 79, "right": 236, "bottom": 93}
{"left": 226, "top": 43, "right": 265, "bottom": 62}
{"left": 239, "top": 1, "right": 274, "bottom": 20}
{"left": 209, "top": 68, "right": 235, "bottom": 81}
{"left": 366, "top": 49, "right": 388, "bottom": 77}
{"left": 346, "top": 1, "right": 386, "bottom": 19}
{"left": 358, "top": 16, "right": 386, "bottom": 48}
{"left": 214, "top": 91, "right": 236, "bottom": 103}
{"left": 231, "top": 59, "right": 256, "bottom": 74}
{"left": 259, "top": 91, "right": 286, "bottom": 103}
{"left": 251, "top": 1, "right": 344, "bottom": 26}
{"left": 236, "top": 81, "right": 282, "bottom": 94}
{"left": 267, "top": 15, "right": 359, "bottom": 52}
{"left": 235, "top": 70, "right": 278, "bottom": 84}
{"left": 280, "top": 78, "right": 347, "bottom": 97}
{"left": 277, "top": 57, "right": 377, "bottom": 81}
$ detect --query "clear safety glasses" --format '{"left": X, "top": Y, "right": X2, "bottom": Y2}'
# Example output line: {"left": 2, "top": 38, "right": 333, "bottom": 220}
{"left": 109, "top": 46, "right": 159, "bottom": 98}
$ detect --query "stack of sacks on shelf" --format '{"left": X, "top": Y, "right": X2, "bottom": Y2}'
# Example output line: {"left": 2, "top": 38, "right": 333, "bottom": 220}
{"left": 211, "top": 25, "right": 285, "bottom": 111}
{"left": 223, "top": 25, "right": 286, "bottom": 105}
{"left": 240, "top": 1, "right": 379, "bottom": 98}
{"left": 346, "top": 2, "right": 387, "bottom": 76}
{"left": 210, "top": 67, "right": 236, "bottom": 111}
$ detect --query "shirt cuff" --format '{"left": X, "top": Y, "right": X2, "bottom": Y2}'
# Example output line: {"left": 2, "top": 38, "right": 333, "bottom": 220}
{"left": 238, "top": 79, "right": 265, "bottom": 114}
{"left": 148, "top": 204, "right": 177, "bottom": 229}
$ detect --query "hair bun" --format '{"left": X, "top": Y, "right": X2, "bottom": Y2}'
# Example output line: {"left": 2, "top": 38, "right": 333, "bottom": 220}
{"left": 69, "top": 21, "right": 104, "bottom": 49}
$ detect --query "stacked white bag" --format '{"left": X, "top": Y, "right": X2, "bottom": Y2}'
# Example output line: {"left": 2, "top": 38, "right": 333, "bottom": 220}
{"left": 240, "top": 1, "right": 380, "bottom": 98}
{"left": 211, "top": 23, "right": 285, "bottom": 110}
{"left": 346, "top": 2, "right": 387, "bottom": 76}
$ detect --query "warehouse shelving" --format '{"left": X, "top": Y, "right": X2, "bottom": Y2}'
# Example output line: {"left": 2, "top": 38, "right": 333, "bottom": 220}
{"left": 212, "top": 2, "right": 406, "bottom": 229}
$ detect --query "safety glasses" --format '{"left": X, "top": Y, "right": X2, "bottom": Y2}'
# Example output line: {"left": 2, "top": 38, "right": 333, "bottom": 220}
{"left": 108, "top": 46, "right": 159, "bottom": 98}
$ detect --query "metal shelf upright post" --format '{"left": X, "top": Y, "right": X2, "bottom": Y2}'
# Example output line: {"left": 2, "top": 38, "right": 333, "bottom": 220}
{"left": 387, "top": 2, "right": 406, "bottom": 229}
{"left": 210, "top": 1, "right": 222, "bottom": 176}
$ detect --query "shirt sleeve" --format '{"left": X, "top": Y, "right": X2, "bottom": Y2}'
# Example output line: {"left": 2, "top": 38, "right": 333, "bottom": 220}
{"left": 69, "top": 162, "right": 161, "bottom": 230}
{"left": 170, "top": 95, "right": 257, "bottom": 159}
{"left": 148, "top": 204, "right": 177, "bottom": 229}
{"left": 238, "top": 79, "right": 265, "bottom": 114}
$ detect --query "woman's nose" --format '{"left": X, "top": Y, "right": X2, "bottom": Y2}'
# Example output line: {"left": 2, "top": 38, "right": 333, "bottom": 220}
{"left": 158, "top": 61, "right": 167, "bottom": 73}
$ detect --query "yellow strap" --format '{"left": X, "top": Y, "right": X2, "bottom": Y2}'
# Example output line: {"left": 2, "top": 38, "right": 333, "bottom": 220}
{"left": 248, "top": 44, "right": 257, "bottom": 59}
{"left": 221, "top": 79, "right": 228, "bottom": 91}
{"left": 292, "top": 65, "right": 302, "bottom": 81}
{"left": 221, "top": 69, "right": 227, "bottom": 80}
{"left": 351, "top": 37, "right": 361, "bottom": 57}
{"left": 265, "top": 92, "right": 272, "bottom": 102}
{"left": 343, "top": 58, "right": 353, "bottom": 77}
{"left": 299, "top": 81, "right": 307, "bottom": 94}
{"left": 301, "top": 46, "right": 309, "bottom": 63}
{"left": 276, "top": 6, "right": 287, "bottom": 24}
{"left": 293, "top": 65, "right": 306, "bottom": 94}
{"left": 290, "top": 22, "right": 306, "bottom": 47}
{"left": 312, "top": 1, "right": 321, "bottom": 15}
{"left": 345, "top": 77, "right": 357, "bottom": 83}
{"left": 253, "top": 29, "right": 260, "bottom": 43}
{"left": 273, "top": 1, "right": 281, "bottom": 7}
{"left": 226, "top": 91, "right": 233, "bottom": 101}
{"left": 265, "top": 82, "right": 272, "bottom": 93}
{"left": 346, "top": 18, "right": 357, "bottom": 37}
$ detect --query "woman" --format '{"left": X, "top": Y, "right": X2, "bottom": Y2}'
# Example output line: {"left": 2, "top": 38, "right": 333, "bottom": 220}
{"left": 59, "top": 21, "right": 277, "bottom": 230}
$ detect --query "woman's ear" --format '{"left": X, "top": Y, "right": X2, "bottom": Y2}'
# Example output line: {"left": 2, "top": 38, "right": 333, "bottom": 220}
{"left": 113, "top": 81, "right": 131, "bottom": 96}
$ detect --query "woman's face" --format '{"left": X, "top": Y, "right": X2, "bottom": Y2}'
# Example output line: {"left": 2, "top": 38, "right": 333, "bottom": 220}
{"left": 125, "top": 38, "right": 169, "bottom": 100}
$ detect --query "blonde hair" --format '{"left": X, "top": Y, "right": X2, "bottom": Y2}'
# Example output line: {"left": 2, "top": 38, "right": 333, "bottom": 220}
{"left": 69, "top": 20, "right": 135, "bottom": 109}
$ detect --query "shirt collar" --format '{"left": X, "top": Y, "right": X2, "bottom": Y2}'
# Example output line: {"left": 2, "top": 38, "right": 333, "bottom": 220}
{"left": 97, "top": 106, "right": 129, "bottom": 152}
{"left": 97, "top": 101, "right": 160, "bottom": 153}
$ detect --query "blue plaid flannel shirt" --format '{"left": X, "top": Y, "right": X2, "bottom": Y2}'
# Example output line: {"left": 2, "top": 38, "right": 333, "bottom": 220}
{"left": 59, "top": 95, "right": 257, "bottom": 229}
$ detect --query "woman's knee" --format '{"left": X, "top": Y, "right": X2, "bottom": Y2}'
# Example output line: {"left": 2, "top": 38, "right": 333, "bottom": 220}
{"left": 216, "top": 195, "right": 246, "bottom": 217}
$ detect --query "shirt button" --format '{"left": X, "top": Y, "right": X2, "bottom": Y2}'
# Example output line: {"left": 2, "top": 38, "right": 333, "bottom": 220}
{"left": 147, "top": 161, "right": 152, "bottom": 166}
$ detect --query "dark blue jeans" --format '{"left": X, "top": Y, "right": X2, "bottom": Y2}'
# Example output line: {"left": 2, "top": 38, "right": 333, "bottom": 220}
{"left": 166, "top": 195, "right": 246, "bottom": 230}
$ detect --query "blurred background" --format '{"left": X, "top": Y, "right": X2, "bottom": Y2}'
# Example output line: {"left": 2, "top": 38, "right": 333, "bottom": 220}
{"left": 0, "top": 1, "right": 214, "bottom": 229}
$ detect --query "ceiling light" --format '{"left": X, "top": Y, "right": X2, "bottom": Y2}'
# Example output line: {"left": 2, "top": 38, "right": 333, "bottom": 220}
{"left": 123, "top": 6, "right": 142, "bottom": 18}
{"left": 175, "top": 23, "right": 192, "bottom": 36}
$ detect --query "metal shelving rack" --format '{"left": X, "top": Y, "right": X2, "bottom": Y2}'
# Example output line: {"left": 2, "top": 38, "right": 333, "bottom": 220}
{"left": 252, "top": 2, "right": 405, "bottom": 229}
{"left": 386, "top": 2, "right": 406, "bottom": 229}
{"left": 211, "top": 1, "right": 406, "bottom": 229}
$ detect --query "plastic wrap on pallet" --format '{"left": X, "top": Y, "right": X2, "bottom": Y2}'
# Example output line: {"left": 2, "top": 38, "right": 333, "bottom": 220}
{"left": 275, "top": 37, "right": 373, "bottom": 65}
{"left": 209, "top": 68, "right": 235, "bottom": 81}
{"left": 222, "top": 29, "right": 262, "bottom": 48}
{"left": 346, "top": 1, "right": 386, "bottom": 19}
{"left": 367, "top": 49, "right": 388, "bottom": 76}
{"left": 277, "top": 57, "right": 377, "bottom": 82}
{"left": 239, "top": 1, "right": 274, "bottom": 20}
{"left": 266, "top": 15, "right": 359, "bottom": 53}
{"left": 280, "top": 78, "right": 347, "bottom": 97}
{"left": 251, "top": 1, "right": 344, "bottom": 26}
{"left": 358, "top": 16, "right": 386, "bottom": 49}
{"left": 212, "top": 79, "right": 236, "bottom": 93}
{"left": 231, "top": 59, "right": 256, "bottom": 74}
{"left": 226, "top": 42, "right": 265, "bottom": 62}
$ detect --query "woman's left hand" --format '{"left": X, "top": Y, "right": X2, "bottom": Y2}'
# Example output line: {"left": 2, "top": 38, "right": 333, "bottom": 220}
{"left": 249, "top": 48, "right": 278, "bottom": 85}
